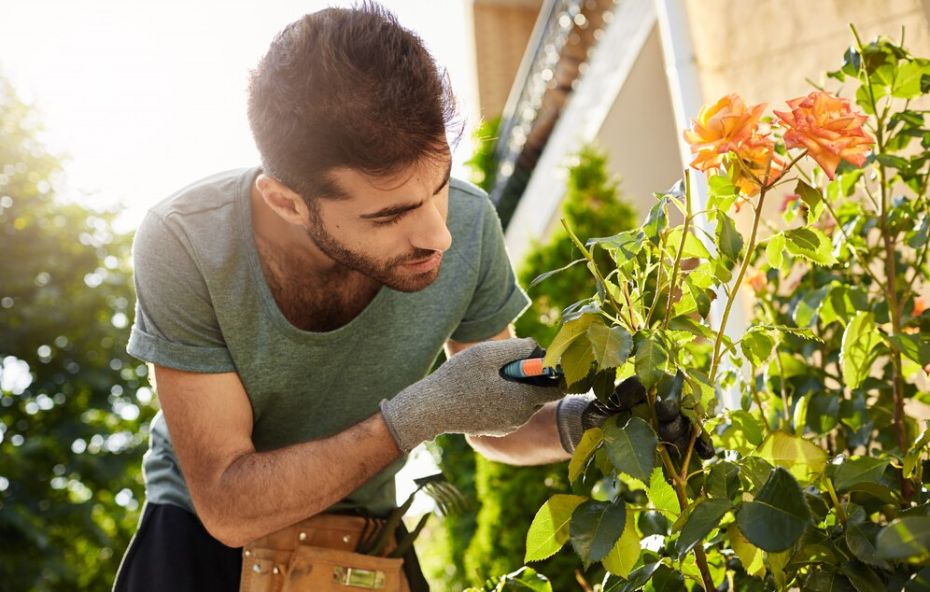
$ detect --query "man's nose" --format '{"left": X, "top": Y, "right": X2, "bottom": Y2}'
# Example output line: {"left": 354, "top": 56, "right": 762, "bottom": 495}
{"left": 411, "top": 201, "right": 452, "bottom": 253}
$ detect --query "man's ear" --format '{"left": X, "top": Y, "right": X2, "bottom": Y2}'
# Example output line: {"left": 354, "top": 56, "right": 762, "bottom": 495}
{"left": 255, "top": 174, "right": 311, "bottom": 226}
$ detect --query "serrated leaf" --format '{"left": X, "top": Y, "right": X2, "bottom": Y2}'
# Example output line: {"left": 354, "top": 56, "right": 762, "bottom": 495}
{"left": 755, "top": 431, "right": 828, "bottom": 484}
{"left": 666, "top": 226, "right": 711, "bottom": 259}
{"left": 496, "top": 567, "right": 553, "bottom": 591}
{"left": 569, "top": 499, "right": 627, "bottom": 564}
{"left": 846, "top": 523, "right": 890, "bottom": 569}
{"left": 741, "top": 328, "right": 776, "bottom": 367}
{"left": 544, "top": 313, "right": 596, "bottom": 368}
{"left": 736, "top": 467, "right": 811, "bottom": 552}
{"left": 841, "top": 560, "right": 885, "bottom": 592}
{"left": 806, "top": 570, "right": 855, "bottom": 592}
{"left": 569, "top": 428, "right": 603, "bottom": 484}
{"left": 876, "top": 516, "right": 930, "bottom": 561}
{"left": 890, "top": 333, "right": 930, "bottom": 366}
{"left": 717, "top": 213, "right": 744, "bottom": 261}
{"left": 635, "top": 333, "right": 668, "bottom": 389}
{"left": 829, "top": 457, "right": 888, "bottom": 493}
{"left": 647, "top": 467, "right": 680, "bottom": 515}
{"left": 525, "top": 494, "right": 587, "bottom": 562}
{"left": 893, "top": 61, "right": 926, "bottom": 99}
{"left": 676, "top": 498, "right": 731, "bottom": 558}
{"left": 601, "top": 510, "right": 640, "bottom": 577}
{"left": 587, "top": 323, "right": 633, "bottom": 369}
{"left": 707, "top": 461, "right": 742, "bottom": 502}
{"left": 784, "top": 227, "right": 837, "bottom": 266}
{"left": 562, "top": 334, "right": 595, "bottom": 386}
{"left": 603, "top": 416, "right": 658, "bottom": 483}
{"left": 841, "top": 312, "right": 881, "bottom": 390}
{"left": 792, "top": 286, "right": 829, "bottom": 328}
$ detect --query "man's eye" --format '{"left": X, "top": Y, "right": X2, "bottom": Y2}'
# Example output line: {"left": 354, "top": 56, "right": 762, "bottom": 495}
{"left": 373, "top": 214, "right": 404, "bottom": 227}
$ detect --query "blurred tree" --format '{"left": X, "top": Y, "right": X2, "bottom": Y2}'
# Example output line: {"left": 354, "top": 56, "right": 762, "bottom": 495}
{"left": 0, "top": 76, "right": 155, "bottom": 591}
{"left": 462, "top": 146, "right": 638, "bottom": 590}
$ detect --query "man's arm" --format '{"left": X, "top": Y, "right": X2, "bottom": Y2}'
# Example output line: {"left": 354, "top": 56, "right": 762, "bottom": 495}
{"left": 447, "top": 328, "right": 571, "bottom": 466}
{"left": 153, "top": 365, "right": 401, "bottom": 548}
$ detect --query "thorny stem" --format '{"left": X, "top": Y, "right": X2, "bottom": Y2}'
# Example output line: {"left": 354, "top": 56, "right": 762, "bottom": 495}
{"left": 561, "top": 219, "right": 626, "bottom": 323}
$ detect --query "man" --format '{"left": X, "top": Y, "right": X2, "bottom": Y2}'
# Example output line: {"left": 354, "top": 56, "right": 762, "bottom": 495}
{"left": 111, "top": 4, "right": 618, "bottom": 591}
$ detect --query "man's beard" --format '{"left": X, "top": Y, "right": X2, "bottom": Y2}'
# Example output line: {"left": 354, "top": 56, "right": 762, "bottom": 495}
{"left": 304, "top": 215, "right": 442, "bottom": 293}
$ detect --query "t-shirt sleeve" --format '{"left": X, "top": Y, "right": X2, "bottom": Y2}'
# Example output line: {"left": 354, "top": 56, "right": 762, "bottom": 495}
{"left": 450, "top": 197, "right": 530, "bottom": 343}
{"left": 127, "top": 211, "right": 236, "bottom": 373}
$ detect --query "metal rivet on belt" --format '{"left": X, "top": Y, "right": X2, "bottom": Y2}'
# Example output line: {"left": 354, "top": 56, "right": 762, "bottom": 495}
{"left": 272, "top": 566, "right": 280, "bottom": 575}
{"left": 298, "top": 531, "right": 308, "bottom": 541}
{"left": 342, "top": 534, "right": 352, "bottom": 544}
{"left": 252, "top": 563, "right": 263, "bottom": 574}
{"left": 243, "top": 549, "right": 251, "bottom": 557}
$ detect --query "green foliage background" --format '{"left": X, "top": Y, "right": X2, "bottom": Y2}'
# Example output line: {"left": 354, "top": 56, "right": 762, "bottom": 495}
{"left": 0, "top": 77, "right": 155, "bottom": 591}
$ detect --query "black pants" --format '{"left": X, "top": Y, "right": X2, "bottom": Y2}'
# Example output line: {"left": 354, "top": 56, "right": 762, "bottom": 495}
{"left": 113, "top": 502, "right": 430, "bottom": 592}
{"left": 113, "top": 502, "right": 242, "bottom": 592}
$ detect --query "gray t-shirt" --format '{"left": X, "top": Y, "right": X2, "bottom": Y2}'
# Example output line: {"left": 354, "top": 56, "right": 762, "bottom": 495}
{"left": 127, "top": 167, "right": 529, "bottom": 517}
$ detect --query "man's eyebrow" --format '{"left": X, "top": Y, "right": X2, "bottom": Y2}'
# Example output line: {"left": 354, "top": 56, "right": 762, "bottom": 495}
{"left": 360, "top": 162, "right": 453, "bottom": 219}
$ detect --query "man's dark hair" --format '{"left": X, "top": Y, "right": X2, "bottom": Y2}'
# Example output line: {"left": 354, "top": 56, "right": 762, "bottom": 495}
{"left": 247, "top": 1, "right": 458, "bottom": 201}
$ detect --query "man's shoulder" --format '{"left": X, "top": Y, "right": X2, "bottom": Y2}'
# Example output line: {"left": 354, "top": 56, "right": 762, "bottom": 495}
{"left": 448, "top": 177, "right": 495, "bottom": 229}
{"left": 147, "top": 167, "right": 257, "bottom": 224}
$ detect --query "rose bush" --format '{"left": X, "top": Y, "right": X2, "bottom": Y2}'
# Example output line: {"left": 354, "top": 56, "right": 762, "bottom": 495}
{"left": 510, "top": 28, "right": 930, "bottom": 591}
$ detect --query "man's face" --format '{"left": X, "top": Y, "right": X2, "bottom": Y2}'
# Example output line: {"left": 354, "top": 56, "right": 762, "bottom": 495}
{"left": 304, "top": 155, "right": 453, "bottom": 292}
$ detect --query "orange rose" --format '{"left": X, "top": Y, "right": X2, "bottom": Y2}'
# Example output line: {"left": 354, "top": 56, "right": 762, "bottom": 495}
{"left": 731, "top": 134, "right": 785, "bottom": 197}
{"left": 774, "top": 91, "right": 873, "bottom": 180}
{"left": 684, "top": 94, "right": 767, "bottom": 172}
{"left": 746, "top": 269, "right": 767, "bottom": 293}
{"left": 915, "top": 297, "right": 927, "bottom": 317}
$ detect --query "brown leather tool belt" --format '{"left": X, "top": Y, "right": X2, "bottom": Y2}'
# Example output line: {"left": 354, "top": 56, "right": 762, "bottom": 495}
{"left": 239, "top": 513, "right": 411, "bottom": 592}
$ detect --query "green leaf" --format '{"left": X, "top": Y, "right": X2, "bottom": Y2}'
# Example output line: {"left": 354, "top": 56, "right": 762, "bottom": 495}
{"left": 736, "top": 467, "right": 811, "bottom": 552}
{"left": 616, "top": 562, "right": 664, "bottom": 592}
{"left": 846, "top": 523, "right": 890, "bottom": 570}
{"left": 890, "top": 333, "right": 930, "bottom": 366}
{"left": 635, "top": 333, "right": 669, "bottom": 389}
{"left": 644, "top": 565, "right": 686, "bottom": 592}
{"left": 829, "top": 457, "right": 888, "bottom": 493}
{"left": 587, "top": 323, "right": 633, "bottom": 369}
{"left": 728, "top": 524, "right": 765, "bottom": 576}
{"left": 569, "top": 428, "right": 603, "bottom": 484}
{"left": 755, "top": 431, "right": 828, "bottom": 484}
{"left": 741, "top": 327, "right": 777, "bottom": 367}
{"left": 495, "top": 567, "right": 553, "bottom": 591}
{"left": 707, "top": 461, "right": 742, "bottom": 502}
{"left": 893, "top": 60, "right": 926, "bottom": 99}
{"left": 675, "top": 498, "right": 731, "bottom": 558}
{"left": 905, "top": 425, "right": 930, "bottom": 479}
{"left": 841, "top": 561, "right": 885, "bottom": 592}
{"left": 529, "top": 257, "right": 586, "bottom": 288}
{"left": 876, "top": 516, "right": 930, "bottom": 561}
{"left": 647, "top": 467, "right": 680, "bottom": 515}
{"left": 766, "top": 232, "right": 785, "bottom": 269}
{"left": 841, "top": 312, "right": 882, "bottom": 390}
{"left": 795, "top": 180, "right": 824, "bottom": 224}
{"left": 806, "top": 570, "right": 855, "bottom": 592}
{"left": 562, "top": 334, "right": 595, "bottom": 386}
{"left": 543, "top": 313, "right": 596, "bottom": 368}
{"left": 601, "top": 510, "right": 640, "bottom": 577}
{"left": 716, "top": 213, "right": 744, "bottom": 261}
{"left": 666, "top": 226, "right": 711, "bottom": 260}
{"left": 784, "top": 227, "right": 837, "bottom": 266}
{"left": 569, "top": 499, "right": 627, "bottom": 564}
{"left": 719, "top": 410, "right": 766, "bottom": 455}
{"left": 792, "top": 286, "right": 829, "bottom": 328}
{"left": 643, "top": 199, "right": 668, "bottom": 246}
{"left": 707, "top": 174, "right": 738, "bottom": 212}
{"left": 524, "top": 494, "right": 587, "bottom": 562}
{"left": 603, "top": 416, "right": 658, "bottom": 483}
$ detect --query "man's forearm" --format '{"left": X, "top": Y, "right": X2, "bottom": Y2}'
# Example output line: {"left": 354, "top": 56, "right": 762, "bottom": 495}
{"left": 467, "top": 401, "right": 570, "bottom": 465}
{"left": 197, "top": 413, "right": 401, "bottom": 548}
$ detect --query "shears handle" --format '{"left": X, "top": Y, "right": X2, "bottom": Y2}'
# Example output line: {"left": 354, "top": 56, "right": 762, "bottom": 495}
{"left": 500, "top": 357, "right": 562, "bottom": 383}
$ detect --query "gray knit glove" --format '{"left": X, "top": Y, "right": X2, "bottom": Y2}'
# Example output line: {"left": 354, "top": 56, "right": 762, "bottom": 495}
{"left": 380, "top": 338, "right": 563, "bottom": 452}
{"left": 556, "top": 376, "right": 646, "bottom": 452}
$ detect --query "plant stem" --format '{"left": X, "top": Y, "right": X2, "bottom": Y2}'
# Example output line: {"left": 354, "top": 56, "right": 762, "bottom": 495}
{"left": 820, "top": 189, "right": 884, "bottom": 287}
{"left": 663, "top": 171, "right": 692, "bottom": 330}
{"left": 561, "top": 218, "right": 626, "bottom": 321}
{"left": 709, "top": 188, "right": 769, "bottom": 383}
{"left": 824, "top": 478, "right": 847, "bottom": 525}
{"left": 851, "top": 25, "right": 912, "bottom": 502}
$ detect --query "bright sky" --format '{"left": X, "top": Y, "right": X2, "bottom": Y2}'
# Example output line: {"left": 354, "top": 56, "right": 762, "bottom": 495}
{"left": 0, "top": 0, "right": 478, "bottom": 232}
